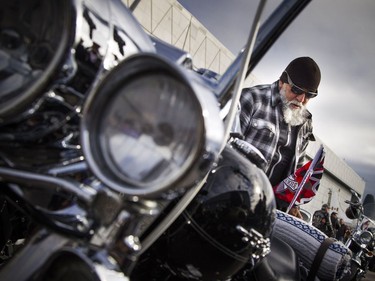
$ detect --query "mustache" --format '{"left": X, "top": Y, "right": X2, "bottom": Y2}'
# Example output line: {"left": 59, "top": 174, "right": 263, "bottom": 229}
{"left": 288, "top": 100, "right": 303, "bottom": 107}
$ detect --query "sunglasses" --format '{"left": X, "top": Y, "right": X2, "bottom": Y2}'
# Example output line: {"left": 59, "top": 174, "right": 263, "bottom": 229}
{"left": 284, "top": 71, "right": 318, "bottom": 99}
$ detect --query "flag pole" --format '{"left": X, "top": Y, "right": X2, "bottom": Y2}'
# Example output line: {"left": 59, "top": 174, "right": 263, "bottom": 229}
{"left": 286, "top": 145, "right": 325, "bottom": 213}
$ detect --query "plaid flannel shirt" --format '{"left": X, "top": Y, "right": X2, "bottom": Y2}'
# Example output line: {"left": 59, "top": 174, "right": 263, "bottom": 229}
{"left": 239, "top": 81, "right": 315, "bottom": 180}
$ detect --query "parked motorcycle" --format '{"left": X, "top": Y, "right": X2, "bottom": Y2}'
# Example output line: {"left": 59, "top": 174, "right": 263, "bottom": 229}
{"left": 0, "top": 0, "right": 351, "bottom": 280}
{"left": 342, "top": 194, "right": 375, "bottom": 281}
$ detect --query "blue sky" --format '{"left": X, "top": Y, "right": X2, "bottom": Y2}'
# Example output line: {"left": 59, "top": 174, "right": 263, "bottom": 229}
{"left": 178, "top": 0, "right": 375, "bottom": 198}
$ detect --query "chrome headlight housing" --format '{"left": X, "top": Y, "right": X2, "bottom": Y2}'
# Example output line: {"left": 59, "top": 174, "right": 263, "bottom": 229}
{"left": 359, "top": 230, "right": 373, "bottom": 246}
{"left": 0, "top": 0, "right": 75, "bottom": 120}
{"left": 81, "top": 54, "right": 224, "bottom": 198}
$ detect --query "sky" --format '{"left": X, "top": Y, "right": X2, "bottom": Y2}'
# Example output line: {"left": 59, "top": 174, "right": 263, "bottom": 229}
{"left": 178, "top": 0, "right": 375, "bottom": 198}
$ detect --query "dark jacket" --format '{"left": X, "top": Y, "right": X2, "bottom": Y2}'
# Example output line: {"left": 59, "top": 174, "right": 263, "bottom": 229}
{"left": 336, "top": 223, "right": 348, "bottom": 241}
{"left": 312, "top": 209, "right": 333, "bottom": 237}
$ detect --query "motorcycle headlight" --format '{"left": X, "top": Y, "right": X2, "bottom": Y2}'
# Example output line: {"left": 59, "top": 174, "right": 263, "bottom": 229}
{"left": 0, "top": 0, "right": 75, "bottom": 120}
{"left": 81, "top": 54, "right": 224, "bottom": 197}
{"left": 359, "top": 230, "right": 373, "bottom": 246}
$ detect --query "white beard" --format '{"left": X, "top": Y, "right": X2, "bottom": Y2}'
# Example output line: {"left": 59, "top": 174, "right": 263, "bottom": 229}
{"left": 280, "top": 88, "right": 308, "bottom": 126}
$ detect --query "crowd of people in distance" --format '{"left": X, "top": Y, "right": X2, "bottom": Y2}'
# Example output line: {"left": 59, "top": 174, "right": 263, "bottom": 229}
{"left": 312, "top": 203, "right": 352, "bottom": 242}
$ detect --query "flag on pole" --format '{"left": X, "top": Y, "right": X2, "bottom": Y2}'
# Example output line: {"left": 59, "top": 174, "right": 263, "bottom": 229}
{"left": 273, "top": 145, "right": 325, "bottom": 212}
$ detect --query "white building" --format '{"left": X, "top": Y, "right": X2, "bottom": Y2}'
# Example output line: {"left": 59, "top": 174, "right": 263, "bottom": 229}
{"left": 124, "top": 0, "right": 366, "bottom": 221}
{"left": 303, "top": 138, "right": 365, "bottom": 221}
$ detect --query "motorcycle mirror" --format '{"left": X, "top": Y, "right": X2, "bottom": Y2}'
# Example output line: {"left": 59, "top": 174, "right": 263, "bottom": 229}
{"left": 344, "top": 190, "right": 363, "bottom": 219}
{"left": 350, "top": 190, "right": 361, "bottom": 204}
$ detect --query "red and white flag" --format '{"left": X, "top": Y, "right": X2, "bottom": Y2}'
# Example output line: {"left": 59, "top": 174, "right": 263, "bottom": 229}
{"left": 273, "top": 145, "right": 325, "bottom": 211}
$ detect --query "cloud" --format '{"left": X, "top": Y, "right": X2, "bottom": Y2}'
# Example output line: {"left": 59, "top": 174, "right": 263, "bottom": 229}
{"left": 347, "top": 160, "right": 375, "bottom": 198}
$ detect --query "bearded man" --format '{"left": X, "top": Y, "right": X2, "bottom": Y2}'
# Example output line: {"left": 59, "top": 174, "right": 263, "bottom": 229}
{"left": 238, "top": 57, "right": 321, "bottom": 210}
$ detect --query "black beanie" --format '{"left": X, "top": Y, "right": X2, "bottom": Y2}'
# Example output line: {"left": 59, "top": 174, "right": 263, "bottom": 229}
{"left": 283, "top": 57, "right": 321, "bottom": 93}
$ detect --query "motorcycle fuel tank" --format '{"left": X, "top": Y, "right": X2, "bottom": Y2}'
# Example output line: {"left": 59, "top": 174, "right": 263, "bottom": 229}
{"left": 137, "top": 145, "right": 276, "bottom": 280}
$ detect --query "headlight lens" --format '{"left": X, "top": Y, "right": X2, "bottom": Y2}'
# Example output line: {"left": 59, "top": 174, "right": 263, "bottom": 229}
{"left": 81, "top": 54, "right": 223, "bottom": 197}
{"left": 359, "top": 230, "right": 373, "bottom": 245}
{"left": 100, "top": 72, "right": 203, "bottom": 186}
